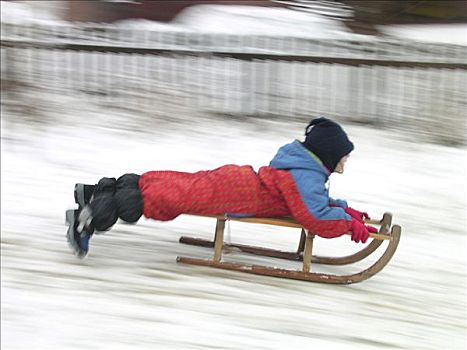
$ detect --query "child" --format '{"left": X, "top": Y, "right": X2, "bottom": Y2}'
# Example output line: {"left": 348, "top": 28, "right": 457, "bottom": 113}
{"left": 66, "top": 117, "right": 376, "bottom": 258}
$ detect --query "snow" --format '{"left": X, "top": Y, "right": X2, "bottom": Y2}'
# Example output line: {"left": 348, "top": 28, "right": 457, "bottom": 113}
{"left": 0, "top": 0, "right": 66, "bottom": 25}
{"left": 173, "top": 5, "right": 357, "bottom": 39}
{"left": 2, "top": 1, "right": 466, "bottom": 46}
{"left": 1, "top": 94, "right": 466, "bottom": 349}
{"left": 378, "top": 24, "right": 467, "bottom": 46}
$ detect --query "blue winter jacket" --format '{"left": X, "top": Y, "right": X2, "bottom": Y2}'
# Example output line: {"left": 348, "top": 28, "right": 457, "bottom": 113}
{"left": 269, "top": 140, "right": 353, "bottom": 225}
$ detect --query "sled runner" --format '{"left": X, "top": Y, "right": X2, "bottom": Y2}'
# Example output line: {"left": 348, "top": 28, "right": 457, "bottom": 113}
{"left": 177, "top": 213, "right": 401, "bottom": 284}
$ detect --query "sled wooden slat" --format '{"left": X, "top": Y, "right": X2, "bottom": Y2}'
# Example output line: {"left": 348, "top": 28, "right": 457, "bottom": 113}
{"left": 213, "top": 218, "right": 226, "bottom": 262}
{"left": 302, "top": 233, "right": 314, "bottom": 273}
{"left": 193, "top": 214, "right": 392, "bottom": 241}
{"left": 177, "top": 212, "right": 401, "bottom": 284}
{"left": 178, "top": 234, "right": 384, "bottom": 265}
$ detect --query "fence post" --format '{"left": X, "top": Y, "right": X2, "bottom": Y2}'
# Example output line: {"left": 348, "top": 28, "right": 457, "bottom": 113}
{"left": 375, "top": 42, "right": 387, "bottom": 126}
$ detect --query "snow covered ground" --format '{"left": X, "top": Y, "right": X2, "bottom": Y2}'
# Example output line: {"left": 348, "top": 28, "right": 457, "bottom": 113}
{"left": 1, "top": 95, "right": 466, "bottom": 349}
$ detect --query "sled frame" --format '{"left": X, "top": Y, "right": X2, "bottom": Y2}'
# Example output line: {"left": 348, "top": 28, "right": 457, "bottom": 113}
{"left": 176, "top": 213, "right": 401, "bottom": 284}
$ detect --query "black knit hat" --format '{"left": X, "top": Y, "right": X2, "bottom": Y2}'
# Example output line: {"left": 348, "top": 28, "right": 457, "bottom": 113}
{"left": 302, "top": 117, "right": 354, "bottom": 172}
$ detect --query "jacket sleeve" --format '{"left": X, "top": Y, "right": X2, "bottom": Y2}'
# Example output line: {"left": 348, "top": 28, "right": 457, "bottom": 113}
{"left": 329, "top": 197, "right": 348, "bottom": 208}
{"left": 277, "top": 170, "right": 353, "bottom": 238}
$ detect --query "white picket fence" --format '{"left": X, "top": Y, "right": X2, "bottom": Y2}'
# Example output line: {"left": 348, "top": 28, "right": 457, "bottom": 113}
{"left": 1, "top": 22, "right": 466, "bottom": 144}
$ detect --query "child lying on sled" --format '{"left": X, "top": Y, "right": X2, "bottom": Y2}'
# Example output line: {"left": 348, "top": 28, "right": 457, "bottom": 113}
{"left": 66, "top": 117, "right": 377, "bottom": 258}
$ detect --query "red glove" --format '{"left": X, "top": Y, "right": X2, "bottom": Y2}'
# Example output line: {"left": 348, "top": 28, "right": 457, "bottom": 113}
{"left": 350, "top": 219, "right": 378, "bottom": 243}
{"left": 345, "top": 207, "right": 370, "bottom": 223}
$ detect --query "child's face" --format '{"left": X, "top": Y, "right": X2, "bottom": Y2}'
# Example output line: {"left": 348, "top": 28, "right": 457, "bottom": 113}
{"left": 334, "top": 155, "right": 349, "bottom": 174}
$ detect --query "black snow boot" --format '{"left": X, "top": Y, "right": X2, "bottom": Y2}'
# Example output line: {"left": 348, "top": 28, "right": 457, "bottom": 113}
{"left": 67, "top": 177, "right": 119, "bottom": 258}
{"left": 74, "top": 183, "right": 95, "bottom": 208}
{"left": 66, "top": 208, "right": 94, "bottom": 259}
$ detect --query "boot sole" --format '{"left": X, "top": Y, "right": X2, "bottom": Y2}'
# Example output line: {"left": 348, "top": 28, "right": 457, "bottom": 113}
{"left": 66, "top": 209, "right": 87, "bottom": 259}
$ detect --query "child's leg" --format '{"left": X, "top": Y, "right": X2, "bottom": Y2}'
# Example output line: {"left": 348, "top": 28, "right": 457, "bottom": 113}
{"left": 66, "top": 174, "right": 143, "bottom": 258}
{"left": 113, "top": 173, "right": 143, "bottom": 223}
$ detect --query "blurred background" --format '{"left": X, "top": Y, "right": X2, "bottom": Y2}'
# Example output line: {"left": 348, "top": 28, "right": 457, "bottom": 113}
{"left": 1, "top": 0, "right": 466, "bottom": 143}
{"left": 1, "top": 1, "right": 466, "bottom": 350}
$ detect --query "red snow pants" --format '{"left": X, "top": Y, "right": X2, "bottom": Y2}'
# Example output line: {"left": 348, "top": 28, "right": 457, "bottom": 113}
{"left": 139, "top": 165, "right": 290, "bottom": 221}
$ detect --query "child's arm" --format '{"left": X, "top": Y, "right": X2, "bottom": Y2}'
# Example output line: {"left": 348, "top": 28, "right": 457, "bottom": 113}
{"left": 276, "top": 172, "right": 353, "bottom": 238}
{"left": 329, "top": 198, "right": 370, "bottom": 222}
{"left": 328, "top": 197, "right": 348, "bottom": 208}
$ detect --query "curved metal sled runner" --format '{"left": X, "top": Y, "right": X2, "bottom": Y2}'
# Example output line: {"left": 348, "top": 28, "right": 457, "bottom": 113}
{"left": 177, "top": 213, "right": 401, "bottom": 284}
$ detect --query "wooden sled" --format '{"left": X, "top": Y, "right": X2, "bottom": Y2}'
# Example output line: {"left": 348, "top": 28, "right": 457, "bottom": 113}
{"left": 176, "top": 213, "right": 401, "bottom": 284}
